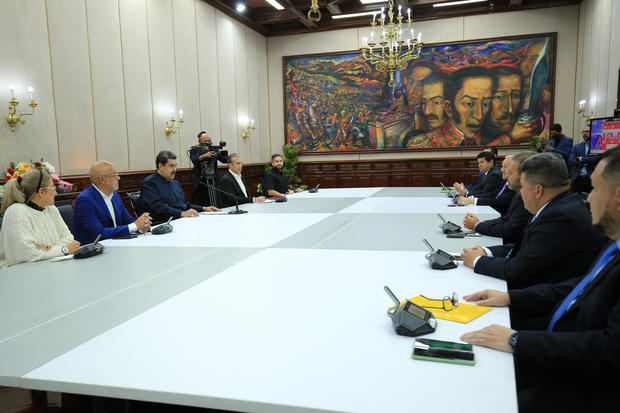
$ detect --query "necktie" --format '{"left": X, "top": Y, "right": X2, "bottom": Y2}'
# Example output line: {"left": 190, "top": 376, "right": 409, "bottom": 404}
{"left": 546, "top": 242, "right": 619, "bottom": 332}
{"left": 506, "top": 215, "right": 537, "bottom": 259}
{"left": 495, "top": 182, "right": 508, "bottom": 199}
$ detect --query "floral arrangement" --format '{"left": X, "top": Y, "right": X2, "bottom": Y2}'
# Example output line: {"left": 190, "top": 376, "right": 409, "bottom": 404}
{"left": 530, "top": 135, "right": 548, "bottom": 152}
{"left": 1, "top": 159, "right": 74, "bottom": 200}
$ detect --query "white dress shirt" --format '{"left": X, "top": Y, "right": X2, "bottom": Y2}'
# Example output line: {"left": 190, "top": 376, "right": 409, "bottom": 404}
{"left": 93, "top": 185, "right": 137, "bottom": 233}
{"left": 229, "top": 170, "right": 250, "bottom": 200}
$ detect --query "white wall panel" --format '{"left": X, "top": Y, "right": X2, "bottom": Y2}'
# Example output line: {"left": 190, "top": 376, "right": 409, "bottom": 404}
{"left": 232, "top": 24, "right": 249, "bottom": 157}
{"left": 196, "top": 1, "right": 221, "bottom": 141}
{"left": 147, "top": 0, "right": 178, "bottom": 159}
{"left": 119, "top": 0, "right": 155, "bottom": 172}
{"left": 215, "top": 13, "right": 237, "bottom": 152}
{"left": 255, "top": 34, "right": 269, "bottom": 161}
{"left": 86, "top": 0, "right": 128, "bottom": 170}
{"left": 246, "top": 31, "right": 260, "bottom": 164}
{"left": 47, "top": 0, "right": 96, "bottom": 174}
{"left": 607, "top": 1, "right": 620, "bottom": 112}
{"left": 0, "top": 0, "right": 59, "bottom": 172}
{"left": 172, "top": 0, "right": 200, "bottom": 168}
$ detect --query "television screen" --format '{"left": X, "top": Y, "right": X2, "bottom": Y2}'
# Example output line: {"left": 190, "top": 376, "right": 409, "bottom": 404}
{"left": 590, "top": 117, "right": 620, "bottom": 153}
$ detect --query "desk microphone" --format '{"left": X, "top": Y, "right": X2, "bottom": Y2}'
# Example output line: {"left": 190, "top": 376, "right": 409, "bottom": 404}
{"left": 74, "top": 234, "right": 105, "bottom": 259}
{"left": 438, "top": 213, "right": 462, "bottom": 234}
{"left": 308, "top": 184, "right": 320, "bottom": 193}
{"left": 152, "top": 216, "right": 173, "bottom": 235}
{"left": 199, "top": 181, "right": 248, "bottom": 214}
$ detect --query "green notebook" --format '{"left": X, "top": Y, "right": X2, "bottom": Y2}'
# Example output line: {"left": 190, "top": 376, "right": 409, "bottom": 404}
{"left": 412, "top": 338, "right": 475, "bottom": 366}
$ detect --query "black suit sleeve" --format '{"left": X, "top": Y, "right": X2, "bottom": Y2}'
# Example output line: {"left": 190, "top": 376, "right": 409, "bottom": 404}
{"left": 475, "top": 198, "right": 531, "bottom": 242}
{"left": 476, "top": 188, "right": 514, "bottom": 215}
{"left": 471, "top": 172, "right": 503, "bottom": 199}
{"left": 218, "top": 174, "right": 252, "bottom": 208}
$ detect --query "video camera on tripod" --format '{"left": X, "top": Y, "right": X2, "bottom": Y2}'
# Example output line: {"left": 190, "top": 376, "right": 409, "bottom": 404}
{"left": 191, "top": 141, "right": 229, "bottom": 163}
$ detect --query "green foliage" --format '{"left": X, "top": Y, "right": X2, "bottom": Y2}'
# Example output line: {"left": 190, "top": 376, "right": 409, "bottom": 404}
{"left": 530, "top": 135, "right": 548, "bottom": 152}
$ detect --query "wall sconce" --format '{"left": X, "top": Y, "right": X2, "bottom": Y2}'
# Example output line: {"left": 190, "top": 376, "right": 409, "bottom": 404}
{"left": 164, "top": 109, "right": 184, "bottom": 137}
{"left": 6, "top": 86, "right": 38, "bottom": 132}
{"left": 241, "top": 118, "right": 255, "bottom": 140}
{"left": 577, "top": 99, "right": 594, "bottom": 122}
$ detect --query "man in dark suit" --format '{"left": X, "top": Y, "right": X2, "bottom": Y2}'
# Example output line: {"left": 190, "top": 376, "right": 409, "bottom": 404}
{"left": 73, "top": 161, "right": 151, "bottom": 244}
{"left": 539, "top": 123, "right": 573, "bottom": 163}
{"left": 568, "top": 124, "right": 600, "bottom": 193}
{"left": 462, "top": 151, "right": 503, "bottom": 199}
{"left": 460, "top": 147, "right": 620, "bottom": 412}
{"left": 463, "top": 151, "right": 534, "bottom": 243}
{"left": 461, "top": 152, "right": 608, "bottom": 289}
{"left": 218, "top": 153, "right": 266, "bottom": 208}
{"left": 457, "top": 146, "right": 498, "bottom": 193}
{"left": 141, "top": 151, "right": 219, "bottom": 223}
{"left": 458, "top": 154, "right": 515, "bottom": 215}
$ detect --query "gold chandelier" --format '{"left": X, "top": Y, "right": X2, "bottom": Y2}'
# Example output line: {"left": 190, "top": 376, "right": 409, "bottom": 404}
{"left": 361, "top": 0, "right": 423, "bottom": 87}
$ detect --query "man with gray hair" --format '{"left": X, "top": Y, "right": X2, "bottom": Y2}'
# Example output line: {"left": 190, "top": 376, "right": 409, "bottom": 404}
{"left": 463, "top": 152, "right": 534, "bottom": 243}
{"left": 218, "top": 153, "right": 266, "bottom": 208}
{"left": 461, "top": 152, "right": 608, "bottom": 289}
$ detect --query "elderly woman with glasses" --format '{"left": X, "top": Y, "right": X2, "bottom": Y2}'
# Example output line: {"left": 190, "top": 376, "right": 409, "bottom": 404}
{"left": 0, "top": 169, "right": 80, "bottom": 268}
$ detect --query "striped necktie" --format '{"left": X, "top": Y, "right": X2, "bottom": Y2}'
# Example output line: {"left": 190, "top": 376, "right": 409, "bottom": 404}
{"left": 547, "top": 242, "right": 619, "bottom": 331}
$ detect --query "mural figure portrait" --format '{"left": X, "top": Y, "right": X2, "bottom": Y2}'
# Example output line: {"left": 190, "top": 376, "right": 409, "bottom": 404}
{"left": 284, "top": 34, "right": 555, "bottom": 153}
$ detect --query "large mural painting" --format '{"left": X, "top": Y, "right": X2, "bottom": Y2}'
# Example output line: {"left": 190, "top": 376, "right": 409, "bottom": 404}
{"left": 284, "top": 33, "right": 556, "bottom": 153}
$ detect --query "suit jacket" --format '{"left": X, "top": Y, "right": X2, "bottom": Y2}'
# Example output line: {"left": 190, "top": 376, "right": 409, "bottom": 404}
{"left": 508, "top": 241, "right": 620, "bottom": 412}
{"left": 469, "top": 163, "right": 502, "bottom": 199}
{"left": 72, "top": 184, "right": 135, "bottom": 244}
{"left": 141, "top": 172, "right": 203, "bottom": 223}
{"left": 475, "top": 181, "right": 515, "bottom": 216}
{"left": 474, "top": 191, "right": 608, "bottom": 289}
{"left": 218, "top": 171, "right": 253, "bottom": 208}
{"left": 546, "top": 134, "right": 573, "bottom": 162}
{"left": 474, "top": 192, "right": 532, "bottom": 244}
{"left": 568, "top": 141, "right": 601, "bottom": 181}
{"left": 465, "top": 172, "right": 484, "bottom": 192}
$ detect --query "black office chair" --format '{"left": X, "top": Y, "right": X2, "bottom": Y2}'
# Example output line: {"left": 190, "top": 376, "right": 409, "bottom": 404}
{"left": 54, "top": 199, "right": 74, "bottom": 232}
{"left": 0, "top": 215, "right": 3, "bottom": 232}
{"left": 127, "top": 191, "right": 144, "bottom": 217}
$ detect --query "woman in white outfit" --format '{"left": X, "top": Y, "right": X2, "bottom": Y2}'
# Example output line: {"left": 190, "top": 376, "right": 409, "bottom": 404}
{"left": 0, "top": 169, "right": 80, "bottom": 268}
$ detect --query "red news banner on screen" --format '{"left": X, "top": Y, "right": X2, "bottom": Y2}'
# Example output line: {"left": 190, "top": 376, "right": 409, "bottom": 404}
{"left": 601, "top": 120, "right": 620, "bottom": 150}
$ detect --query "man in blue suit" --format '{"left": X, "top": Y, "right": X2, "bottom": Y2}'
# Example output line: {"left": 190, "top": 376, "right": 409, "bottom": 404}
{"left": 539, "top": 123, "right": 573, "bottom": 163}
{"left": 460, "top": 147, "right": 620, "bottom": 412}
{"left": 461, "top": 152, "right": 607, "bottom": 290}
{"left": 73, "top": 161, "right": 152, "bottom": 244}
{"left": 568, "top": 125, "right": 600, "bottom": 193}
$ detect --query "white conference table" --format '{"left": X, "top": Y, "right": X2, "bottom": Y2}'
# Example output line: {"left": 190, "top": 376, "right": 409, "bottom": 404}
{"left": 0, "top": 187, "right": 518, "bottom": 413}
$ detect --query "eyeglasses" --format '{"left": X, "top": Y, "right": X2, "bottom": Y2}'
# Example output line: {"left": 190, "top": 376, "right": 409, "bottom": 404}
{"left": 419, "top": 292, "right": 459, "bottom": 311}
{"left": 103, "top": 173, "right": 120, "bottom": 178}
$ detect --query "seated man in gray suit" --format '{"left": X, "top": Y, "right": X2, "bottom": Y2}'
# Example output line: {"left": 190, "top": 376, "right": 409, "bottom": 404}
{"left": 218, "top": 153, "right": 266, "bottom": 208}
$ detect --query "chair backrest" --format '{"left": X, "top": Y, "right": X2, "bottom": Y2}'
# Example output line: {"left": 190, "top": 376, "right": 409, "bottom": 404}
{"left": 127, "top": 191, "right": 144, "bottom": 217}
{"left": 54, "top": 200, "right": 74, "bottom": 232}
{"left": 0, "top": 215, "right": 3, "bottom": 232}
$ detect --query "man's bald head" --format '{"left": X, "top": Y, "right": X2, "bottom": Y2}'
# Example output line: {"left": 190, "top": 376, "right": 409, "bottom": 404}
{"left": 90, "top": 160, "right": 119, "bottom": 195}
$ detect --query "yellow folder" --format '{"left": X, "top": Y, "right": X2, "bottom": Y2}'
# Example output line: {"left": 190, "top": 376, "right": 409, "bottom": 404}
{"left": 389, "top": 296, "right": 492, "bottom": 324}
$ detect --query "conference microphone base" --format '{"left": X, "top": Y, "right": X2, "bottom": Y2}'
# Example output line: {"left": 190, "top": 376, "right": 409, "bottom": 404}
{"left": 228, "top": 209, "right": 248, "bottom": 214}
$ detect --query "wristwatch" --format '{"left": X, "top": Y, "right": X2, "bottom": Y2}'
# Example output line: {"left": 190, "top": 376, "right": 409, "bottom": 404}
{"left": 508, "top": 332, "right": 519, "bottom": 351}
{"left": 62, "top": 246, "right": 69, "bottom": 255}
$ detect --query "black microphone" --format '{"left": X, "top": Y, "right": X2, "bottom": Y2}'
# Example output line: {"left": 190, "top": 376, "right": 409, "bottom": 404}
{"left": 198, "top": 181, "right": 248, "bottom": 214}
{"left": 74, "top": 234, "right": 105, "bottom": 259}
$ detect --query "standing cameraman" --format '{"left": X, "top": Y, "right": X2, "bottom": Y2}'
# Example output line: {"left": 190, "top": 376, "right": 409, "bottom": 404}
{"left": 190, "top": 131, "right": 221, "bottom": 207}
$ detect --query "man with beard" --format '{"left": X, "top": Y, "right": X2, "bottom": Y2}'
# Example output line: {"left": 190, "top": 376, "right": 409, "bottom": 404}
{"left": 569, "top": 124, "right": 601, "bottom": 193}
{"left": 141, "top": 151, "right": 219, "bottom": 223}
{"left": 413, "top": 67, "right": 494, "bottom": 147}
{"left": 460, "top": 147, "right": 620, "bottom": 412}
{"left": 482, "top": 66, "right": 535, "bottom": 145}
{"left": 263, "top": 154, "right": 303, "bottom": 197}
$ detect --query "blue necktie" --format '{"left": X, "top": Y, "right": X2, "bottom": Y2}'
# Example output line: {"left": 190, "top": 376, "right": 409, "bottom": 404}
{"left": 506, "top": 215, "right": 537, "bottom": 259}
{"left": 495, "top": 182, "right": 508, "bottom": 199}
{"left": 546, "top": 242, "right": 619, "bottom": 332}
